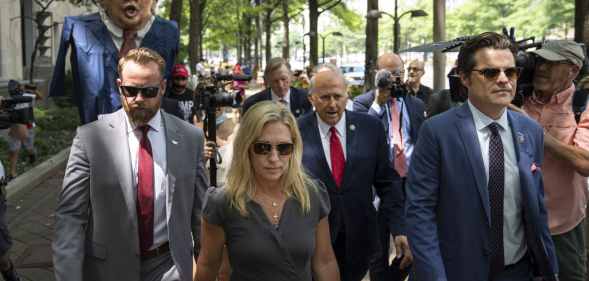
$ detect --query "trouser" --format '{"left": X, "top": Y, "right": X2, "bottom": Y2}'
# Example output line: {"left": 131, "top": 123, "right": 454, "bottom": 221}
{"left": 552, "top": 218, "right": 587, "bottom": 281}
{"left": 333, "top": 231, "right": 369, "bottom": 281}
{"left": 492, "top": 254, "right": 532, "bottom": 281}
{"left": 140, "top": 251, "right": 180, "bottom": 281}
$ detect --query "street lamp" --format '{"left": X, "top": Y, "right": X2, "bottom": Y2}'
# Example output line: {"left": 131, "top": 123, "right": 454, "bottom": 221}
{"left": 367, "top": 1, "right": 427, "bottom": 53}
{"left": 302, "top": 32, "right": 315, "bottom": 67}
{"left": 320, "top": 31, "right": 343, "bottom": 63}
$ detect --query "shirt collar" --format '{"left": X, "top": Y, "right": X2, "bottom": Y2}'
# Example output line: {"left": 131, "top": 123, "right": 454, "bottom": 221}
{"left": 271, "top": 88, "right": 291, "bottom": 104}
{"left": 316, "top": 111, "right": 346, "bottom": 138}
{"left": 467, "top": 100, "right": 509, "bottom": 133}
{"left": 125, "top": 109, "right": 163, "bottom": 134}
{"left": 99, "top": 8, "right": 155, "bottom": 40}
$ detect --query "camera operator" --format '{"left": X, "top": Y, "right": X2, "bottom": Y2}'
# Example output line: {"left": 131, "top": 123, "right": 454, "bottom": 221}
{"left": 353, "top": 52, "right": 425, "bottom": 281}
{"left": 517, "top": 40, "right": 589, "bottom": 281}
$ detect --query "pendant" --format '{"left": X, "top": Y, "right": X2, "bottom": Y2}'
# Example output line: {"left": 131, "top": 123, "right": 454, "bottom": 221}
{"left": 272, "top": 201, "right": 278, "bottom": 207}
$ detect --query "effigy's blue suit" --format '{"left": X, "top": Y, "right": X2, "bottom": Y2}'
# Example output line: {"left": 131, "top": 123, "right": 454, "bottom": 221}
{"left": 49, "top": 13, "right": 179, "bottom": 124}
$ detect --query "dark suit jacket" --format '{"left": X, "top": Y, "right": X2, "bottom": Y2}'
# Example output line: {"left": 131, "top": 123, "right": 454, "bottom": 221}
{"left": 406, "top": 103, "right": 558, "bottom": 281}
{"left": 242, "top": 87, "right": 312, "bottom": 118}
{"left": 353, "top": 90, "right": 425, "bottom": 145}
{"left": 49, "top": 13, "right": 179, "bottom": 124}
{"left": 298, "top": 111, "right": 404, "bottom": 264}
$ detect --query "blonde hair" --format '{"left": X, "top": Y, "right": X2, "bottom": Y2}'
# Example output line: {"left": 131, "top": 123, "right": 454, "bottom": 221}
{"left": 225, "top": 101, "right": 315, "bottom": 216}
{"left": 118, "top": 47, "right": 166, "bottom": 78}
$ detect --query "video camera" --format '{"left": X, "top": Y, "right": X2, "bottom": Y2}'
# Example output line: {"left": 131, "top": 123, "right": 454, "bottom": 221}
{"left": 194, "top": 73, "right": 251, "bottom": 187}
{"left": 0, "top": 80, "right": 35, "bottom": 129}
{"left": 375, "top": 69, "right": 409, "bottom": 100}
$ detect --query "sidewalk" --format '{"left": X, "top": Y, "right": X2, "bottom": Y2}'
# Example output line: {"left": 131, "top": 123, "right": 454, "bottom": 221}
{"left": 7, "top": 167, "right": 63, "bottom": 281}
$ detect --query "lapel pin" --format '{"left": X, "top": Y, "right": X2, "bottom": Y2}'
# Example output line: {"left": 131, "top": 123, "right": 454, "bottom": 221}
{"left": 517, "top": 132, "right": 525, "bottom": 144}
{"left": 171, "top": 140, "right": 179, "bottom": 145}
{"left": 349, "top": 124, "right": 356, "bottom": 131}
{"left": 295, "top": 109, "right": 300, "bottom": 115}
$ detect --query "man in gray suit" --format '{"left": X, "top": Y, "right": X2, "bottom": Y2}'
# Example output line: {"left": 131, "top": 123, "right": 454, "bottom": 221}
{"left": 53, "top": 47, "right": 208, "bottom": 281}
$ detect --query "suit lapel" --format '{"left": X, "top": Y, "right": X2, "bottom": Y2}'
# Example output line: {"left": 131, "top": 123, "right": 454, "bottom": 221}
{"left": 107, "top": 110, "right": 138, "bottom": 230}
{"left": 455, "top": 104, "right": 490, "bottom": 225}
{"left": 86, "top": 16, "right": 118, "bottom": 55}
{"left": 140, "top": 17, "right": 161, "bottom": 50}
{"left": 308, "top": 115, "right": 338, "bottom": 189}
{"left": 341, "top": 112, "right": 356, "bottom": 187}
{"left": 162, "top": 111, "right": 182, "bottom": 223}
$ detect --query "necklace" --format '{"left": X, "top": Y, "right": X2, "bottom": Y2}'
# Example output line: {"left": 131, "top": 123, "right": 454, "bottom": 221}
{"left": 257, "top": 191, "right": 285, "bottom": 226}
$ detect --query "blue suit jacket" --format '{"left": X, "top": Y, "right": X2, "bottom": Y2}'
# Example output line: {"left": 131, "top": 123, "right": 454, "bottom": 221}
{"left": 242, "top": 87, "right": 312, "bottom": 118}
{"left": 49, "top": 13, "right": 179, "bottom": 124}
{"left": 298, "top": 111, "right": 404, "bottom": 264}
{"left": 353, "top": 90, "right": 425, "bottom": 145}
{"left": 406, "top": 103, "right": 558, "bottom": 281}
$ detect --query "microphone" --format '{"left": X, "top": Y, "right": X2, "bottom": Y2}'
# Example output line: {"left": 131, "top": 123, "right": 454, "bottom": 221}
{"left": 214, "top": 74, "right": 252, "bottom": 81}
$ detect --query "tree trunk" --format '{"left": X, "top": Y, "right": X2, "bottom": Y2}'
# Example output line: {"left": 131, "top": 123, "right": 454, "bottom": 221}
{"left": 575, "top": 0, "right": 589, "bottom": 47}
{"left": 189, "top": 0, "right": 203, "bottom": 73}
{"left": 309, "top": 0, "right": 319, "bottom": 67}
{"left": 433, "top": 0, "right": 446, "bottom": 92}
{"left": 264, "top": 10, "right": 273, "bottom": 65}
{"left": 197, "top": 0, "right": 206, "bottom": 61}
{"left": 255, "top": 3, "right": 262, "bottom": 68}
{"left": 364, "top": 0, "right": 378, "bottom": 91}
{"left": 169, "top": 0, "right": 184, "bottom": 31}
{"left": 281, "top": 0, "right": 289, "bottom": 60}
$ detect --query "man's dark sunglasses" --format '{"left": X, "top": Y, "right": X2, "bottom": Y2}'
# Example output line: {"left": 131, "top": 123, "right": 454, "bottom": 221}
{"left": 252, "top": 142, "right": 294, "bottom": 156}
{"left": 120, "top": 85, "right": 160, "bottom": 98}
{"left": 471, "top": 67, "right": 521, "bottom": 81}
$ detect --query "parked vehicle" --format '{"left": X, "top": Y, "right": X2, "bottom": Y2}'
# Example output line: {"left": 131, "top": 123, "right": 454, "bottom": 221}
{"left": 340, "top": 64, "right": 365, "bottom": 86}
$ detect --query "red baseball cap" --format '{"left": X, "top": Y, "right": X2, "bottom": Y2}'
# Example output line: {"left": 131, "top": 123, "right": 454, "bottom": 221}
{"left": 172, "top": 64, "right": 189, "bottom": 78}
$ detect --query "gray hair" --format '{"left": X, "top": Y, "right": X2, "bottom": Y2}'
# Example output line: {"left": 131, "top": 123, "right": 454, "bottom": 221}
{"left": 374, "top": 69, "right": 392, "bottom": 87}
{"left": 309, "top": 63, "right": 347, "bottom": 94}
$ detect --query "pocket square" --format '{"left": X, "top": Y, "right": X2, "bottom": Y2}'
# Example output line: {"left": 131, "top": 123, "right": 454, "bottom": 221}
{"left": 531, "top": 162, "right": 540, "bottom": 173}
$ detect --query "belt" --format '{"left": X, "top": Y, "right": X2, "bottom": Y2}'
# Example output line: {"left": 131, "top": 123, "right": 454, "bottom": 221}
{"left": 141, "top": 242, "right": 170, "bottom": 260}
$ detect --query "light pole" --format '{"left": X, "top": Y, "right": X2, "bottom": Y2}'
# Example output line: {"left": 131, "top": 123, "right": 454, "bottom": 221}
{"left": 367, "top": 3, "right": 427, "bottom": 53}
{"left": 303, "top": 32, "right": 315, "bottom": 68}
{"left": 320, "top": 31, "right": 343, "bottom": 63}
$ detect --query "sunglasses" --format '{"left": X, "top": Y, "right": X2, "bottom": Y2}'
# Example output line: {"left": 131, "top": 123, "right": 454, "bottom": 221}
{"left": 252, "top": 142, "right": 294, "bottom": 156}
{"left": 407, "top": 67, "right": 423, "bottom": 72}
{"left": 120, "top": 85, "right": 160, "bottom": 98}
{"left": 471, "top": 67, "right": 521, "bottom": 81}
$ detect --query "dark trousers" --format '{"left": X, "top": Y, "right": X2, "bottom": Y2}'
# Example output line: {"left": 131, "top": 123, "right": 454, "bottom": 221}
{"left": 334, "top": 231, "right": 369, "bottom": 281}
{"left": 369, "top": 210, "right": 392, "bottom": 281}
{"left": 492, "top": 255, "right": 532, "bottom": 281}
{"left": 552, "top": 218, "right": 587, "bottom": 281}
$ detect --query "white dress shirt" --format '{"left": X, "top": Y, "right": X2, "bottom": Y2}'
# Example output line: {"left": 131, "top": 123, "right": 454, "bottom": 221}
{"left": 271, "top": 89, "right": 291, "bottom": 111}
{"left": 125, "top": 110, "right": 168, "bottom": 249}
{"left": 468, "top": 100, "right": 526, "bottom": 265}
{"left": 99, "top": 8, "right": 155, "bottom": 51}
{"left": 316, "top": 112, "right": 347, "bottom": 170}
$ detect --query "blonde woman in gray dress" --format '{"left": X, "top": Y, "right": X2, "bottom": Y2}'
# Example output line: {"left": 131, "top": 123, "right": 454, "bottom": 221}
{"left": 195, "top": 101, "right": 340, "bottom": 281}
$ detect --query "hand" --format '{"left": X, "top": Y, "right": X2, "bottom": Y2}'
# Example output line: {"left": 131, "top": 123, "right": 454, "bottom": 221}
{"left": 375, "top": 88, "right": 390, "bottom": 106}
{"left": 203, "top": 141, "right": 216, "bottom": 161}
{"left": 393, "top": 235, "right": 413, "bottom": 269}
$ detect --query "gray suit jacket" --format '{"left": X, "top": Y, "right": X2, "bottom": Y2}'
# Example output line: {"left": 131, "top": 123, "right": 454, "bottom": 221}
{"left": 53, "top": 109, "right": 208, "bottom": 281}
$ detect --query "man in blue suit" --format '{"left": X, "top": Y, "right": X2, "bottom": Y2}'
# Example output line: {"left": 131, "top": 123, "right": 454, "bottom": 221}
{"left": 49, "top": 0, "right": 179, "bottom": 124}
{"left": 354, "top": 52, "right": 423, "bottom": 281}
{"left": 298, "top": 66, "right": 405, "bottom": 281}
{"left": 242, "top": 57, "right": 312, "bottom": 118}
{"left": 406, "top": 32, "right": 558, "bottom": 281}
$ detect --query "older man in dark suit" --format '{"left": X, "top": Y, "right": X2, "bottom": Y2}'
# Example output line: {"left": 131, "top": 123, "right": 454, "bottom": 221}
{"left": 298, "top": 66, "right": 405, "bottom": 281}
{"left": 242, "top": 57, "right": 312, "bottom": 118}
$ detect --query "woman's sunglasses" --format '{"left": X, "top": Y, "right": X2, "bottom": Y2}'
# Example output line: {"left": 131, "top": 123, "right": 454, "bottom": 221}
{"left": 252, "top": 142, "right": 294, "bottom": 156}
{"left": 471, "top": 67, "right": 521, "bottom": 81}
{"left": 120, "top": 85, "right": 160, "bottom": 98}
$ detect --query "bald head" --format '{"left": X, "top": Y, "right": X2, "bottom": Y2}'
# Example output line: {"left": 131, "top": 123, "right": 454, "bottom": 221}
{"left": 377, "top": 53, "right": 404, "bottom": 74}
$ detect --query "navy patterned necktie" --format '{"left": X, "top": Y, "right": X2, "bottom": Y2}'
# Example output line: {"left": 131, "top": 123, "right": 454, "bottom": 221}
{"left": 487, "top": 122, "right": 504, "bottom": 278}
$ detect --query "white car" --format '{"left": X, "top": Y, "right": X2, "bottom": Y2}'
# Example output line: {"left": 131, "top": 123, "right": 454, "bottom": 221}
{"left": 340, "top": 65, "right": 365, "bottom": 86}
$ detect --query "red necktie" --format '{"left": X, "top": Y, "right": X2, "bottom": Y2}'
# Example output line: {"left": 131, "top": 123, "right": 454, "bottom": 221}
{"left": 119, "top": 30, "right": 137, "bottom": 58}
{"left": 137, "top": 125, "right": 154, "bottom": 253}
{"left": 329, "top": 127, "right": 345, "bottom": 188}
{"left": 390, "top": 99, "right": 407, "bottom": 177}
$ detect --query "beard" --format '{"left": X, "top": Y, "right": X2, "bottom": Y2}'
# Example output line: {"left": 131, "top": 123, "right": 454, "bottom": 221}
{"left": 123, "top": 100, "right": 160, "bottom": 126}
